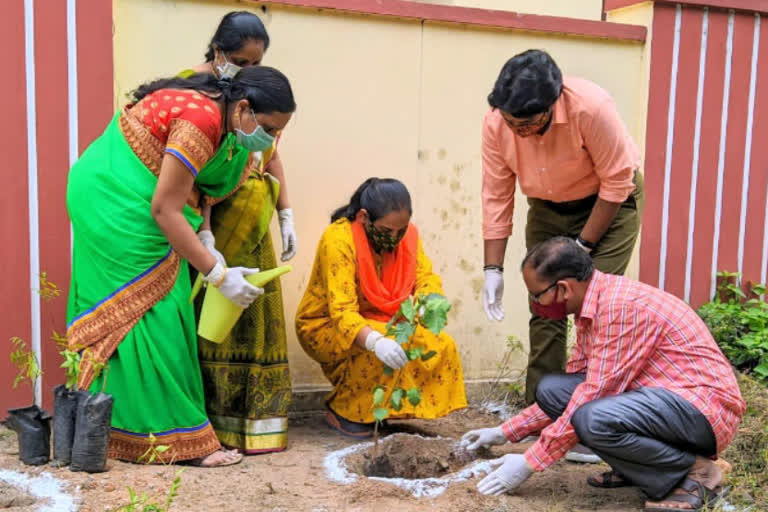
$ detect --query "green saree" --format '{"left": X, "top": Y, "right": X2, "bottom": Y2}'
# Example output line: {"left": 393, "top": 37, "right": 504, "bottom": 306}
{"left": 66, "top": 109, "right": 250, "bottom": 463}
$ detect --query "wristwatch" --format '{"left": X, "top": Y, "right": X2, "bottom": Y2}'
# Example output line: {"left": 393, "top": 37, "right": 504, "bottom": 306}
{"left": 576, "top": 236, "right": 596, "bottom": 254}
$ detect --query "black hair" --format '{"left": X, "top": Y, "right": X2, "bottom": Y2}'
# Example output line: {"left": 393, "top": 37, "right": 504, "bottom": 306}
{"left": 521, "top": 236, "right": 594, "bottom": 282}
{"left": 130, "top": 66, "right": 296, "bottom": 115}
{"left": 204, "top": 11, "right": 270, "bottom": 62}
{"left": 488, "top": 49, "right": 563, "bottom": 117}
{"left": 331, "top": 178, "right": 412, "bottom": 223}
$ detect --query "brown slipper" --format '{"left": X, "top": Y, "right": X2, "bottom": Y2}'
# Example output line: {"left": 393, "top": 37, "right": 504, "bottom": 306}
{"left": 587, "top": 470, "right": 631, "bottom": 488}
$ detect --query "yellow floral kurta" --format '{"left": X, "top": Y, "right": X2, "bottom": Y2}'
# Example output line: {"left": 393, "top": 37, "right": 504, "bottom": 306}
{"left": 295, "top": 219, "right": 467, "bottom": 423}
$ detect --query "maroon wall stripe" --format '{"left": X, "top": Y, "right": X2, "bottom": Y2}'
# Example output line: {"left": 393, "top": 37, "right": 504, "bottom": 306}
{"left": 664, "top": 7, "right": 703, "bottom": 298}
{"left": 640, "top": 3, "right": 677, "bottom": 287}
{"left": 76, "top": 0, "right": 114, "bottom": 153}
{"left": 688, "top": 10, "right": 730, "bottom": 307}
{"left": 1, "top": 1, "right": 33, "bottom": 413}
{"left": 743, "top": 20, "right": 768, "bottom": 287}
{"left": 716, "top": 14, "right": 753, "bottom": 278}
{"left": 34, "top": 0, "right": 70, "bottom": 411}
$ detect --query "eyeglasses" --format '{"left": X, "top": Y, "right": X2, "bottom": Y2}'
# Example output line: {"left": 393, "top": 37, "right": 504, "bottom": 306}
{"left": 503, "top": 109, "right": 550, "bottom": 129}
{"left": 529, "top": 281, "right": 559, "bottom": 303}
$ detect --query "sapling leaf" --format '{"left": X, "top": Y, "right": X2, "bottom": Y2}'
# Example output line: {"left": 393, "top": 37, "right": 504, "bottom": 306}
{"left": 10, "top": 337, "right": 42, "bottom": 392}
{"left": 421, "top": 295, "right": 452, "bottom": 335}
{"left": 155, "top": 445, "right": 170, "bottom": 453}
{"left": 51, "top": 330, "right": 68, "bottom": 348}
{"left": 423, "top": 293, "right": 446, "bottom": 303}
{"left": 407, "top": 387, "right": 422, "bottom": 406}
{"left": 373, "top": 408, "right": 389, "bottom": 422}
{"left": 37, "top": 272, "right": 61, "bottom": 302}
{"left": 372, "top": 386, "right": 385, "bottom": 406}
{"left": 394, "top": 322, "right": 416, "bottom": 345}
{"left": 421, "top": 350, "right": 437, "bottom": 362}
{"left": 391, "top": 388, "right": 405, "bottom": 411}
{"left": 60, "top": 349, "right": 81, "bottom": 390}
{"left": 383, "top": 366, "right": 394, "bottom": 376}
{"left": 399, "top": 300, "right": 417, "bottom": 323}
{"left": 407, "top": 347, "right": 424, "bottom": 361}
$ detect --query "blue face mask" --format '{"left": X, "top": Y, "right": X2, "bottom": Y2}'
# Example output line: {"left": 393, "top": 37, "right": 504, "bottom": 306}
{"left": 235, "top": 109, "right": 275, "bottom": 152}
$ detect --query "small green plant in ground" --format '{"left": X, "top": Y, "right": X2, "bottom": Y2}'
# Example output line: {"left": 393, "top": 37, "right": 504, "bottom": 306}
{"left": 114, "top": 433, "right": 183, "bottom": 512}
{"left": 137, "top": 433, "right": 172, "bottom": 465}
{"left": 479, "top": 334, "right": 527, "bottom": 415}
{"left": 370, "top": 293, "right": 451, "bottom": 452}
{"left": 115, "top": 470, "right": 183, "bottom": 512}
{"left": 698, "top": 271, "right": 768, "bottom": 382}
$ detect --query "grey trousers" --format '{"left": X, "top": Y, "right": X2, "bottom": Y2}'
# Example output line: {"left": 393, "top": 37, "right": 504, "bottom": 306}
{"left": 536, "top": 374, "right": 717, "bottom": 500}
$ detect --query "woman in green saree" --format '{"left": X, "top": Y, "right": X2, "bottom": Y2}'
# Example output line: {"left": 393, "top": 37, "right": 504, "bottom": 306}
{"left": 181, "top": 11, "right": 295, "bottom": 454}
{"left": 66, "top": 66, "right": 296, "bottom": 465}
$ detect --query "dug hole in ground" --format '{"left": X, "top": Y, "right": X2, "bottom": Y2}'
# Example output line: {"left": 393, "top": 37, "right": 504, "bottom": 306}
{"left": 0, "top": 407, "right": 649, "bottom": 512}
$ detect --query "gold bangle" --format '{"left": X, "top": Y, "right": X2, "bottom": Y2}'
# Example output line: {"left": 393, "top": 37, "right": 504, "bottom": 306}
{"left": 214, "top": 267, "right": 228, "bottom": 288}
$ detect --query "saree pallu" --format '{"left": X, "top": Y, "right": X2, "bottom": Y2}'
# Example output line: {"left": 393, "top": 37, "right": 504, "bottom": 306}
{"left": 197, "top": 168, "right": 292, "bottom": 454}
{"left": 66, "top": 113, "right": 248, "bottom": 463}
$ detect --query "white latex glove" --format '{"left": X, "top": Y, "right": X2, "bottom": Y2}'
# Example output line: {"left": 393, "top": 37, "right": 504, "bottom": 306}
{"left": 198, "top": 230, "right": 226, "bottom": 265}
{"left": 460, "top": 426, "right": 508, "bottom": 451}
{"left": 478, "top": 454, "right": 534, "bottom": 496}
{"left": 483, "top": 268, "right": 505, "bottom": 321}
{"left": 278, "top": 208, "right": 297, "bottom": 262}
{"left": 365, "top": 331, "right": 408, "bottom": 369}
{"left": 204, "top": 262, "right": 263, "bottom": 308}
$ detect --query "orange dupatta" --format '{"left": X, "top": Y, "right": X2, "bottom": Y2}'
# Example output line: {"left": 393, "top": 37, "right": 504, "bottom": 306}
{"left": 350, "top": 219, "right": 419, "bottom": 322}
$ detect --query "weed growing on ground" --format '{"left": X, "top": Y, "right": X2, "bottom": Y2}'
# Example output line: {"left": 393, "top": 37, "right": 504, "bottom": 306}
{"left": 114, "top": 433, "right": 183, "bottom": 512}
{"left": 478, "top": 335, "right": 527, "bottom": 417}
{"left": 720, "top": 373, "right": 768, "bottom": 509}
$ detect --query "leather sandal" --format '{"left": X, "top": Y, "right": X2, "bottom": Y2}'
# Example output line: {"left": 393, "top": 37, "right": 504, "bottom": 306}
{"left": 644, "top": 478, "right": 728, "bottom": 511}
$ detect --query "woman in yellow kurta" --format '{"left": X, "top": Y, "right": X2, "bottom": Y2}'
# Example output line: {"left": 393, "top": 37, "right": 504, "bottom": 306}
{"left": 296, "top": 178, "right": 467, "bottom": 437}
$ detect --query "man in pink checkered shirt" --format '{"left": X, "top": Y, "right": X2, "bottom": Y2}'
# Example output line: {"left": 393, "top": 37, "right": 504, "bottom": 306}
{"left": 463, "top": 237, "right": 745, "bottom": 511}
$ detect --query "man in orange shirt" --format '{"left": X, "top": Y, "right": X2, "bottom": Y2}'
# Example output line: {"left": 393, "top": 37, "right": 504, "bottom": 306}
{"left": 481, "top": 50, "right": 644, "bottom": 409}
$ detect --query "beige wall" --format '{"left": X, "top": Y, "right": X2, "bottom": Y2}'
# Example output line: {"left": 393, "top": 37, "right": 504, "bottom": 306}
{"left": 413, "top": 0, "right": 603, "bottom": 20}
{"left": 113, "top": 0, "right": 646, "bottom": 391}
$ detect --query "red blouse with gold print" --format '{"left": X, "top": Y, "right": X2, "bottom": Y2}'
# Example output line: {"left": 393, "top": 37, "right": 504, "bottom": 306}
{"left": 119, "top": 89, "right": 222, "bottom": 178}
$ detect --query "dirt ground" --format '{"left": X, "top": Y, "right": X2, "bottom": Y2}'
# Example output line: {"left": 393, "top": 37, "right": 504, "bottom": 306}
{"left": 0, "top": 408, "right": 648, "bottom": 512}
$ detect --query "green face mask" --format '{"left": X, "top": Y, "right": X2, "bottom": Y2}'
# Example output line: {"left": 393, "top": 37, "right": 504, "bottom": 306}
{"left": 365, "top": 222, "right": 405, "bottom": 253}
{"left": 236, "top": 109, "right": 275, "bottom": 152}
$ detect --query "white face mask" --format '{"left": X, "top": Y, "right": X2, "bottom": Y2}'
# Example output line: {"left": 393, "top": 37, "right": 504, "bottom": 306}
{"left": 215, "top": 52, "right": 241, "bottom": 80}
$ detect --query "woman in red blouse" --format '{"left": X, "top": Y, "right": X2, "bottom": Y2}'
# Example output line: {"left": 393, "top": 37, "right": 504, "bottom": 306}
{"left": 66, "top": 66, "right": 296, "bottom": 466}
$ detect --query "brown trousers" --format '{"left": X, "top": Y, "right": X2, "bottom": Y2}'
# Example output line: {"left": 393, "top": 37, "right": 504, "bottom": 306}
{"left": 523, "top": 172, "right": 644, "bottom": 404}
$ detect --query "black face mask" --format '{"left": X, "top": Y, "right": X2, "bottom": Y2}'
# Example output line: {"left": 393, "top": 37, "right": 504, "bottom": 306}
{"left": 365, "top": 222, "right": 404, "bottom": 253}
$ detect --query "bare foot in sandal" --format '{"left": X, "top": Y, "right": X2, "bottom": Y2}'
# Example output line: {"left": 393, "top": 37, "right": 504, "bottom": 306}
{"left": 194, "top": 448, "right": 243, "bottom": 468}
{"left": 644, "top": 457, "right": 725, "bottom": 511}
